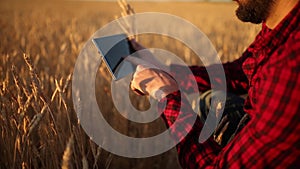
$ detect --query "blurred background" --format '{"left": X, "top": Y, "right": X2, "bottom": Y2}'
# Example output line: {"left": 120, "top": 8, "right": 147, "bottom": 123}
{"left": 0, "top": 0, "right": 260, "bottom": 168}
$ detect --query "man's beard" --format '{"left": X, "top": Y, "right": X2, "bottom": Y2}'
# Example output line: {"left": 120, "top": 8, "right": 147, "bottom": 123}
{"left": 235, "top": 0, "right": 275, "bottom": 24}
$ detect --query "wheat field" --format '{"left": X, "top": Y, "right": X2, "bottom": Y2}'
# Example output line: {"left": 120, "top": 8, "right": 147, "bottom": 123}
{"left": 0, "top": 0, "right": 260, "bottom": 168}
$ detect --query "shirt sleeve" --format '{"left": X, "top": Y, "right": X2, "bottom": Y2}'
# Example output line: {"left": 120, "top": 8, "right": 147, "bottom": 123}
{"left": 159, "top": 46, "right": 300, "bottom": 168}
{"left": 169, "top": 54, "right": 249, "bottom": 95}
{"left": 159, "top": 91, "right": 222, "bottom": 169}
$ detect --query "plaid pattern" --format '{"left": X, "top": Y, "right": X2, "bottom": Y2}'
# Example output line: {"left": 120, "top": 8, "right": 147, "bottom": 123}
{"left": 158, "top": 2, "right": 300, "bottom": 168}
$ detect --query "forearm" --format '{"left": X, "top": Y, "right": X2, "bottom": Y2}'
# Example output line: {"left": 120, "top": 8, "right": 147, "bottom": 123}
{"left": 169, "top": 55, "right": 249, "bottom": 95}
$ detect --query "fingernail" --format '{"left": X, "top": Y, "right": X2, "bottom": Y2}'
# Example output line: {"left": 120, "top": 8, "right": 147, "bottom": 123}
{"left": 136, "top": 65, "right": 145, "bottom": 72}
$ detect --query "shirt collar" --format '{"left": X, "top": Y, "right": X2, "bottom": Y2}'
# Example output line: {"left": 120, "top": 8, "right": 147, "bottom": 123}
{"left": 249, "top": 1, "right": 300, "bottom": 55}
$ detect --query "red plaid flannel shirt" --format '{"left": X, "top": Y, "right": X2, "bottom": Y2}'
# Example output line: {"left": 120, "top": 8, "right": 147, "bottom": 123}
{"left": 159, "top": 2, "right": 300, "bottom": 168}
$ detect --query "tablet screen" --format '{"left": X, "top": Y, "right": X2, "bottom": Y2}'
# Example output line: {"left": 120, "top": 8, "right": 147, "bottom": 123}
{"left": 93, "top": 34, "right": 136, "bottom": 80}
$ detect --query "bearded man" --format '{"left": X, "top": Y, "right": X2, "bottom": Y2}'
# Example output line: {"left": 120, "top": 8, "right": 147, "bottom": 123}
{"left": 128, "top": 0, "right": 300, "bottom": 168}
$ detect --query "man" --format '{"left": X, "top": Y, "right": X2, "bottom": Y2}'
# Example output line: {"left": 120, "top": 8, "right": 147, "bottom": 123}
{"left": 129, "top": 0, "right": 300, "bottom": 168}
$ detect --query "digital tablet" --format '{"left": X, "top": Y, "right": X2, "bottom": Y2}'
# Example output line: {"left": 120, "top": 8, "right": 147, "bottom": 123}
{"left": 92, "top": 34, "right": 136, "bottom": 80}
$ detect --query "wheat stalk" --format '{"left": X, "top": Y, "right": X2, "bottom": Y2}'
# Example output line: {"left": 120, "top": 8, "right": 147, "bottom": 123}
{"left": 62, "top": 73, "right": 72, "bottom": 93}
{"left": 61, "top": 134, "right": 74, "bottom": 169}
{"left": 92, "top": 146, "right": 102, "bottom": 169}
{"left": 55, "top": 79, "right": 68, "bottom": 111}
{"left": 105, "top": 154, "right": 113, "bottom": 169}
{"left": 117, "top": 0, "right": 137, "bottom": 40}
{"left": 55, "top": 78, "right": 73, "bottom": 133}
{"left": 82, "top": 155, "right": 88, "bottom": 169}
{"left": 26, "top": 104, "right": 47, "bottom": 137}
{"left": 23, "top": 53, "right": 43, "bottom": 101}
{"left": 11, "top": 65, "right": 22, "bottom": 94}
{"left": 22, "top": 85, "right": 32, "bottom": 98}
{"left": 11, "top": 65, "right": 25, "bottom": 116}
{"left": 22, "top": 53, "right": 64, "bottom": 146}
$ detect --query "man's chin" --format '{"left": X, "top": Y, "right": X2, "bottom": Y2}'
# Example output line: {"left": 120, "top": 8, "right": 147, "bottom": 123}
{"left": 235, "top": 3, "right": 264, "bottom": 24}
{"left": 236, "top": 11, "right": 263, "bottom": 24}
{"left": 234, "top": 0, "right": 274, "bottom": 24}
{"left": 236, "top": 15, "right": 262, "bottom": 24}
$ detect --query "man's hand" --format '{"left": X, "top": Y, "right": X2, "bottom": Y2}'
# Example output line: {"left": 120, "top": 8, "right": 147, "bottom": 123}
{"left": 130, "top": 65, "right": 178, "bottom": 100}
{"left": 126, "top": 39, "right": 177, "bottom": 100}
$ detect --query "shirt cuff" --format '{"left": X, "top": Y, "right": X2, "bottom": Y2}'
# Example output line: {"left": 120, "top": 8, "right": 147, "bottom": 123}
{"left": 158, "top": 90, "right": 181, "bottom": 127}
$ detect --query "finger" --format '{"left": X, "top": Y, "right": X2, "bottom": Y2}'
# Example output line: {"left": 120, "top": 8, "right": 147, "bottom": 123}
{"left": 130, "top": 81, "right": 145, "bottom": 96}
{"left": 133, "top": 89, "right": 146, "bottom": 96}
{"left": 136, "top": 65, "right": 150, "bottom": 72}
{"left": 130, "top": 74, "right": 147, "bottom": 95}
{"left": 131, "top": 72, "right": 142, "bottom": 91}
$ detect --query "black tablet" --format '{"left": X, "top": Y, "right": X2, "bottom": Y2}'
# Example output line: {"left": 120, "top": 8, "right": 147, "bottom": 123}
{"left": 92, "top": 34, "right": 136, "bottom": 80}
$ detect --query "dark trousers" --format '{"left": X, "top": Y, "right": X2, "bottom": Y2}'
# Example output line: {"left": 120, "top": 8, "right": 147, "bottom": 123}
{"left": 199, "top": 90, "right": 250, "bottom": 147}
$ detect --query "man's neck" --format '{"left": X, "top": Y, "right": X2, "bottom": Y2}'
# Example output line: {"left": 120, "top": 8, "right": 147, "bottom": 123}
{"left": 266, "top": 0, "right": 299, "bottom": 29}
